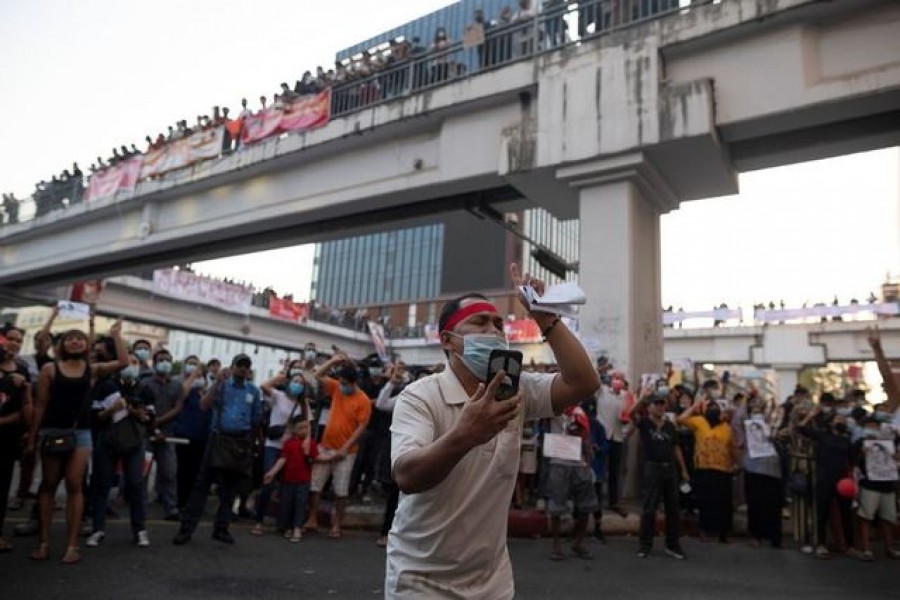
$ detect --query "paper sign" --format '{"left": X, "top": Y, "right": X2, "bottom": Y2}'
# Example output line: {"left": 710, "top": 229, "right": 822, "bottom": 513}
{"left": 542, "top": 433, "right": 582, "bottom": 461}
{"left": 463, "top": 23, "right": 485, "bottom": 48}
{"left": 57, "top": 300, "right": 91, "bottom": 320}
{"left": 865, "top": 440, "right": 898, "bottom": 482}
{"left": 745, "top": 420, "right": 777, "bottom": 459}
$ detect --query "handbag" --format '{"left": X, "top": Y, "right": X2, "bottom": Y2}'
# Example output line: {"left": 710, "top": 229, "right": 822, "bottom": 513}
{"left": 41, "top": 380, "right": 91, "bottom": 456}
{"left": 209, "top": 394, "right": 253, "bottom": 477}
{"left": 265, "top": 401, "right": 299, "bottom": 441}
{"left": 42, "top": 431, "right": 76, "bottom": 455}
{"left": 107, "top": 416, "right": 143, "bottom": 453}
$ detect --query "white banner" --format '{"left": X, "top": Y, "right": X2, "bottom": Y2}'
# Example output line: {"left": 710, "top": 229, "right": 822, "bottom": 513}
{"left": 663, "top": 308, "right": 742, "bottom": 325}
{"left": 754, "top": 302, "right": 899, "bottom": 323}
{"left": 367, "top": 321, "right": 391, "bottom": 363}
{"left": 152, "top": 269, "right": 252, "bottom": 315}
{"left": 864, "top": 440, "right": 898, "bottom": 482}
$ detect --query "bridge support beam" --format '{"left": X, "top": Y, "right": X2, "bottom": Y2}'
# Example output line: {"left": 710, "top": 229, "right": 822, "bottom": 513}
{"left": 561, "top": 154, "right": 680, "bottom": 384}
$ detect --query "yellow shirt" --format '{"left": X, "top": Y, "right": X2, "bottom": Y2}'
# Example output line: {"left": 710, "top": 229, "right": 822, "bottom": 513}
{"left": 684, "top": 416, "right": 734, "bottom": 472}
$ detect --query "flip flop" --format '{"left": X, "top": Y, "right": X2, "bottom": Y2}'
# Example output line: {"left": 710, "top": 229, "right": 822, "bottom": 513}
{"left": 571, "top": 545, "right": 594, "bottom": 560}
{"left": 29, "top": 543, "right": 49, "bottom": 561}
{"left": 61, "top": 547, "right": 81, "bottom": 565}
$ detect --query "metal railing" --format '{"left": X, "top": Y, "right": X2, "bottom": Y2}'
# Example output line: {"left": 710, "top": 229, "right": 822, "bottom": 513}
{"left": 1, "top": 0, "right": 695, "bottom": 232}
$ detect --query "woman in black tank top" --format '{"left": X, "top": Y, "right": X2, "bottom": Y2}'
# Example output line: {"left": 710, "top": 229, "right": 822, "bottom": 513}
{"left": 27, "top": 321, "right": 128, "bottom": 564}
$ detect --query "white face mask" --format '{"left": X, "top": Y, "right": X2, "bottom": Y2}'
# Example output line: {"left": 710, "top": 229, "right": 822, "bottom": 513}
{"left": 449, "top": 333, "right": 509, "bottom": 381}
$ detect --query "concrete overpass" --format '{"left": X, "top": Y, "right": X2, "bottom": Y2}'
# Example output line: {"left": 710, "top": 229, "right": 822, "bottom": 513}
{"left": 2, "top": 0, "right": 899, "bottom": 385}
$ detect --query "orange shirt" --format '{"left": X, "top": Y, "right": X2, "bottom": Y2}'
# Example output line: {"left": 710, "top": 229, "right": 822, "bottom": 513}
{"left": 684, "top": 415, "right": 734, "bottom": 472}
{"left": 320, "top": 377, "right": 372, "bottom": 453}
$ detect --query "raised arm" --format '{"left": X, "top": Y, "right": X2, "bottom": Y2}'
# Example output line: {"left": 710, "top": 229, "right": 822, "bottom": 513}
{"left": 868, "top": 327, "right": 900, "bottom": 413}
{"left": 92, "top": 318, "right": 129, "bottom": 377}
{"left": 509, "top": 264, "right": 600, "bottom": 414}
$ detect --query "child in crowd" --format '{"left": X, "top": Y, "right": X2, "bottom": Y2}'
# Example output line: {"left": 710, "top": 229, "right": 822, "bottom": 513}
{"left": 263, "top": 417, "right": 319, "bottom": 542}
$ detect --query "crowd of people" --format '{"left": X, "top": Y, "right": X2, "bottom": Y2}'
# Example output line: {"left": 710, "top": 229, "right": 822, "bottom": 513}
{"left": 0, "top": 301, "right": 897, "bottom": 567}
{"left": 1, "top": 0, "right": 701, "bottom": 229}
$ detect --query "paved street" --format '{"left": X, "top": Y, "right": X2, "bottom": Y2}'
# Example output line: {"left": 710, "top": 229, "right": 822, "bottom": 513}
{"left": 4, "top": 515, "right": 897, "bottom": 599}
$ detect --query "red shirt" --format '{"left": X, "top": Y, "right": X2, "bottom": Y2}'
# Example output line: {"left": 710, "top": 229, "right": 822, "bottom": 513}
{"left": 280, "top": 437, "right": 318, "bottom": 483}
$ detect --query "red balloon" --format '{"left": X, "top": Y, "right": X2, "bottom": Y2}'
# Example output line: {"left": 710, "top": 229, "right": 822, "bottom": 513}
{"left": 836, "top": 478, "right": 857, "bottom": 499}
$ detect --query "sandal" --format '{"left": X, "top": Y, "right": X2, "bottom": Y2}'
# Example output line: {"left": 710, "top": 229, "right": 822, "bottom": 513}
{"left": 571, "top": 545, "right": 595, "bottom": 560}
{"left": 61, "top": 546, "right": 81, "bottom": 565}
{"left": 549, "top": 549, "right": 565, "bottom": 561}
{"left": 29, "top": 543, "right": 49, "bottom": 561}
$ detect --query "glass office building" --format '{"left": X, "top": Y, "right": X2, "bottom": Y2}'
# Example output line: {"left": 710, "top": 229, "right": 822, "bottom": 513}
{"left": 311, "top": 208, "right": 577, "bottom": 308}
{"left": 311, "top": 224, "right": 443, "bottom": 308}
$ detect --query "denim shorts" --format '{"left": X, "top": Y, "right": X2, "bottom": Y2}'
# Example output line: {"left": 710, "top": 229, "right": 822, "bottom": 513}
{"left": 40, "top": 428, "right": 93, "bottom": 449}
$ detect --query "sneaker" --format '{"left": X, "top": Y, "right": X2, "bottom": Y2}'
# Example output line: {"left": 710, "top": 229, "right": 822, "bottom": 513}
{"left": 665, "top": 545, "right": 687, "bottom": 560}
{"left": 172, "top": 530, "right": 192, "bottom": 546}
{"left": 815, "top": 545, "right": 830, "bottom": 559}
{"left": 8, "top": 497, "right": 23, "bottom": 511}
{"left": 637, "top": 548, "right": 651, "bottom": 558}
{"left": 136, "top": 530, "right": 150, "bottom": 548}
{"left": 85, "top": 531, "right": 106, "bottom": 548}
{"left": 801, "top": 545, "right": 813, "bottom": 554}
{"left": 13, "top": 520, "right": 38, "bottom": 537}
{"left": 375, "top": 536, "right": 387, "bottom": 548}
{"left": 886, "top": 549, "right": 900, "bottom": 560}
{"left": 212, "top": 529, "right": 235, "bottom": 545}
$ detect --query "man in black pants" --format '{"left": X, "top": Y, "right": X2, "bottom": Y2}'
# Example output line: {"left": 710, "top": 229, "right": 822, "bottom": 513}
{"left": 631, "top": 388, "right": 689, "bottom": 559}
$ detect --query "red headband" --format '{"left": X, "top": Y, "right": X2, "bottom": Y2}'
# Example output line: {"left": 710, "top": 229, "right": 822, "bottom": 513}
{"left": 442, "top": 302, "right": 498, "bottom": 333}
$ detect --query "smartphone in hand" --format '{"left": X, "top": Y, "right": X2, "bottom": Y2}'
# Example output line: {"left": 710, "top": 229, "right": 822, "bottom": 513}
{"left": 486, "top": 350, "right": 523, "bottom": 401}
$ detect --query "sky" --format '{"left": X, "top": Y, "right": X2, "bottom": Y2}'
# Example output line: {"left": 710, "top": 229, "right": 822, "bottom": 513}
{"left": 1, "top": 0, "right": 898, "bottom": 313}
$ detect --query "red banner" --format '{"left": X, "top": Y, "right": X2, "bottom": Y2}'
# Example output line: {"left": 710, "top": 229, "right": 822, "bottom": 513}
{"left": 269, "top": 297, "right": 309, "bottom": 322}
{"left": 504, "top": 319, "right": 541, "bottom": 343}
{"left": 84, "top": 157, "right": 142, "bottom": 203}
{"left": 242, "top": 90, "right": 331, "bottom": 144}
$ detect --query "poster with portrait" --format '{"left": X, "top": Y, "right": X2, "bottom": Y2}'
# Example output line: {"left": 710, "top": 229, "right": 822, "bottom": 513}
{"left": 744, "top": 420, "right": 777, "bottom": 459}
{"left": 864, "top": 440, "right": 898, "bottom": 482}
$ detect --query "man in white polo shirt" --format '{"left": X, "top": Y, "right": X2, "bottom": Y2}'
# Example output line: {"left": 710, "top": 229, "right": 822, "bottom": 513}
{"left": 385, "top": 264, "right": 601, "bottom": 599}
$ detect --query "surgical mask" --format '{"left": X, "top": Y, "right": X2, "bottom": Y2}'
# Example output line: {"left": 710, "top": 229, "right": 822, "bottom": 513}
{"left": 304, "top": 350, "right": 316, "bottom": 361}
{"left": 120, "top": 365, "right": 139, "bottom": 380}
{"left": 862, "top": 429, "right": 880, "bottom": 439}
{"left": 339, "top": 383, "right": 354, "bottom": 395}
{"left": 657, "top": 386, "right": 669, "bottom": 396}
{"left": 184, "top": 364, "right": 197, "bottom": 374}
{"left": 191, "top": 378, "right": 205, "bottom": 389}
{"left": 155, "top": 361, "right": 172, "bottom": 375}
{"left": 873, "top": 411, "right": 891, "bottom": 423}
{"left": 836, "top": 407, "right": 852, "bottom": 417}
{"left": 288, "top": 382, "right": 305, "bottom": 397}
{"left": 751, "top": 413, "right": 765, "bottom": 422}
{"left": 135, "top": 348, "right": 150, "bottom": 361}
{"left": 289, "top": 369, "right": 303, "bottom": 377}
{"left": 451, "top": 333, "right": 509, "bottom": 381}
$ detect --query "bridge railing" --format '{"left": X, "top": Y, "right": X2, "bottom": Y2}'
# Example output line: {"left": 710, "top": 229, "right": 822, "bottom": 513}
{"left": 1, "top": 0, "right": 691, "bottom": 231}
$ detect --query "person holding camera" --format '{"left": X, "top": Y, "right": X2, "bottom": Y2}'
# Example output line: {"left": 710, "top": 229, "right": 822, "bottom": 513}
{"left": 631, "top": 386, "right": 689, "bottom": 559}
{"left": 384, "top": 263, "right": 599, "bottom": 599}
{"left": 173, "top": 353, "right": 262, "bottom": 546}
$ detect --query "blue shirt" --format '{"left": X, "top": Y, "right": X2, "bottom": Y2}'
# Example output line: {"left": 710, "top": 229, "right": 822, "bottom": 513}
{"left": 213, "top": 378, "right": 262, "bottom": 433}
{"left": 174, "top": 387, "right": 212, "bottom": 441}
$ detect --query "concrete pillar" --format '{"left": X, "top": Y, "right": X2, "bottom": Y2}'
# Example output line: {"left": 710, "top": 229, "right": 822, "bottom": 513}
{"left": 774, "top": 366, "right": 800, "bottom": 404}
{"left": 575, "top": 179, "right": 666, "bottom": 382}
{"left": 560, "top": 155, "right": 679, "bottom": 499}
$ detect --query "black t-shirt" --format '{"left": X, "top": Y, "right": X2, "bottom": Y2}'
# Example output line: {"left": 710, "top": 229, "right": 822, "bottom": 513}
{"left": 0, "top": 363, "right": 30, "bottom": 450}
{"left": 799, "top": 425, "right": 851, "bottom": 482}
{"left": 637, "top": 417, "right": 679, "bottom": 464}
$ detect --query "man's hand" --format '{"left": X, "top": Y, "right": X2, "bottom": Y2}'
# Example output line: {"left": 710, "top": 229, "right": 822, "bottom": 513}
{"left": 510, "top": 263, "right": 552, "bottom": 325}
{"left": 263, "top": 472, "right": 275, "bottom": 485}
{"left": 109, "top": 317, "right": 124, "bottom": 337}
{"left": 454, "top": 371, "right": 522, "bottom": 447}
